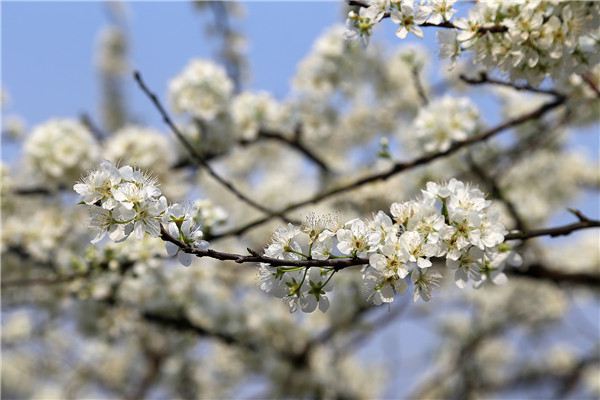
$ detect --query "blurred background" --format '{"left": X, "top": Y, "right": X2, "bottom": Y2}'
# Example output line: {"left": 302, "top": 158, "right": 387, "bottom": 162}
{"left": 2, "top": 1, "right": 599, "bottom": 399}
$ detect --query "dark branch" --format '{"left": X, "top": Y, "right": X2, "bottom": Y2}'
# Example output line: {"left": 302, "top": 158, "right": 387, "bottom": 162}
{"left": 133, "top": 70, "right": 298, "bottom": 225}
{"left": 411, "top": 66, "right": 429, "bottom": 106}
{"left": 161, "top": 225, "right": 369, "bottom": 270}
{"left": 252, "top": 130, "right": 331, "bottom": 173}
{"left": 467, "top": 155, "right": 528, "bottom": 232}
{"left": 511, "top": 263, "right": 600, "bottom": 288}
{"left": 505, "top": 212, "right": 599, "bottom": 241}
{"left": 460, "top": 72, "right": 564, "bottom": 97}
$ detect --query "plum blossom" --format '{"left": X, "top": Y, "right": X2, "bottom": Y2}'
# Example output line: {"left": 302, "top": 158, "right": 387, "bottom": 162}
{"left": 390, "top": 1, "right": 428, "bottom": 39}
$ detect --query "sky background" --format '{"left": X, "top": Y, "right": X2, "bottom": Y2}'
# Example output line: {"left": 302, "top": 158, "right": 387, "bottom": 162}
{"left": 2, "top": 2, "right": 599, "bottom": 397}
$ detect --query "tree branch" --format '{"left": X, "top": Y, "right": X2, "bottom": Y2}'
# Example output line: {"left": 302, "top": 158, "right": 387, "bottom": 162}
{"left": 348, "top": 0, "right": 507, "bottom": 33}
{"left": 241, "top": 128, "right": 332, "bottom": 174}
{"left": 467, "top": 155, "right": 528, "bottom": 232}
{"left": 212, "top": 96, "right": 566, "bottom": 239}
{"left": 460, "top": 72, "right": 564, "bottom": 97}
{"left": 160, "top": 225, "right": 369, "bottom": 270}
{"left": 510, "top": 263, "right": 600, "bottom": 288}
{"left": 504, "top": 211, "right": 599, "bottom": 241}
{"left": 133, "top": 70, "right": 298, "bottom": 225}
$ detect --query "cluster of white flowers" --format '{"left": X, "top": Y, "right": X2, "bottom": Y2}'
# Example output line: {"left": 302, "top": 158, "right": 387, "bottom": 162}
{"left": 104, "top": 125, "right": 174, "bottom": 175}
{"left": 230, "top": 91, "right": 282, "bottom": 140}
{"left": 74, "top": 161, "right": 209, "bottom": 265}
{"left": 347, "top": 1, "right": 599, "bottom": 86}
{"left": 169, "top": 59, "right": 234, "bottom": 121}
{"left": 442, "top": 0, "right": 600, "bottom": 85}
{"left": 190, "top": 199, "right": 228, "bottom": 235}
{"left": 24, "top": 119, "right": 100, "bottom": 187}
{"left": 345, "top": 0, "right": 457, "bottom": 45}
{"left": 294, "top": 25, "right": 375, "bottom": 96}
{"left": 259, "top": 179, "right": 516, "bottom": 313}
{"left": 408, "top": 95, "right": 480, "bottom": 153}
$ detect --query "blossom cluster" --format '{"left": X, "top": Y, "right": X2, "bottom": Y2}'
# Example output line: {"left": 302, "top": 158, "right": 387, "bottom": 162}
{"left": 169, "top": 59, "right": 291, "bottom": 148}
{"left": 231, "top": 91, "right": 283, "bottom": 140}
{"left": 104, "top": 125, "right": 174, "bottom": 176}
{"left": 409, "top": 95, "right": 480, "bottom": 153}
{"left": 24, "top": 119, "right": 100, "bottom": 187}
{"left": 346, "top": 0, "right": 600, "bottom": 86}
{"left": 345, "top": 0, "right": 457, "bottom": 45}
{"left": 259, "top": 179, "right": 518, "bottom": 313}
{"left": 169, "top": 59, "right": 234, "bottom": 122}
{"left": 74, "top": 161, "right": 212, "bottom": 266}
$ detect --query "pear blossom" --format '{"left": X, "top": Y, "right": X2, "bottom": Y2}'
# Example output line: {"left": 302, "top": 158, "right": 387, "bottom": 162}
{"left": 410, "top": 96, "right": 480, "bottom": 153}
{"left": 337, "top": 218, "right": 371, "bottom": 257}
{"left": 24, "top": 118, "right": 100, "bottom": 186}
{"left": 390, "top": 1, "right": 428, "bottom": 39}
{"left": 411, "top": 268, "right": 442, "bottom": 302}
{"left": 73, "top": 160, "right": 122, "bottom": 210}
{"left": 168, "top": 59, "right": 233, "bottom": 121}
{"left": 424, "top": 0, "right": 456, "bottom": 25}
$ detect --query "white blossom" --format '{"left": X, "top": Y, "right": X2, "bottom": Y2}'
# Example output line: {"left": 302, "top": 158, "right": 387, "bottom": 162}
{"left": 230, "top": 91, "right": 282, "bottom": 140}
{"left": 409, "top": 96, "right": 480, "bottom": 153}
{"left": 169, "top": 59, "right": 233, "bottom": 121}
{"left": 24, "top": 119, "right": 99, "bottom": 186}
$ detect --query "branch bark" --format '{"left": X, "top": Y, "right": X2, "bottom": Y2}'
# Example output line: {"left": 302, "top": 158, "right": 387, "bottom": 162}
{"left": 133, "top": 70, "right": 299, "bottom": 225}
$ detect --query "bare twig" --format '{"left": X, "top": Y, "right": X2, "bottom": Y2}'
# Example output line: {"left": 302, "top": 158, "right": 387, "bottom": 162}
{"left": 212, "top": 96, "right": 566, "bottom": 239}
{"left": 467, "top": 155, "right": 528, "bottom": 232}
{"left": 412, "top": 66, "right": 429, "bottom": 106}
{"left": 133, "top": 70, "right": 298, "bottom": 224}
{"left": 460, "top": 72, "right": 563, "bottom": 97}
{"left": 348, "top": 0, "right": 507, "bottom": 33}
{"left": 160, "top": 226, "right": 369, "bottom": 271}
{"left": 252, "top": 130, "right": 331, "bottom": 173}
{"left": 510, "top": 263, "right": 600, "bottom": 288}
{"left": 580, "top": 72, "right": 600, "bottom": 98}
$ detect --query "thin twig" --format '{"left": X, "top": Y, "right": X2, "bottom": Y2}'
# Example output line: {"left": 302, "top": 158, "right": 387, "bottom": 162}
{"left": 212, "top": 96, "right": 566, "bottom": 239}
{"left": 242, "top": 129, "right": 331, "bottom": 174}
{"left": 460, "top": 72, "right": 563, "bottom": 97}
{"left": 411, "top": 66, "right": 429, "bottom": 106}
{"left": 163, "top": 213, "right": 598, "bottom": 271}
{"left": 133, "top": 70, "right": 297, "bottom": 224}
{"left": 467, "top": 155, "right": 528, "bottom": 232}
{"left": 160, "top": 225, "right": 369, "bottom": 270}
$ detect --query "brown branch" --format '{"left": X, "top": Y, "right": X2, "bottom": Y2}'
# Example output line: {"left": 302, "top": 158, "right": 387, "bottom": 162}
{"left": 510, "top": 263, "right": 600, "bottom": 288}
{"left": 141, "top": 311, "right": 258, "bottom": 351}
{"left": 580, "top": 72, "right": 600, "bottom": 98}
{"left": 504, "top": 212, "right": 599, "bottom": 241}
{"left": 212, "top": 96, "right": 566, "bottom": 240}
{"left": 1, "top": 275, "right": 85, "bottom": 288}
{"left": 133, "top": 70, "right": 298, "bottom": 225}
{"left": 348, "top": 0, "right": 507, "bottom": 33}
{"left": 411, "top": 66, "right": 429, "bottom": 106}
{"left": 161, "top": 225, "right": 369, "bottom": 270}
{"left": 252, "top": 129, "right": 331, "bottom": 174}
{"left": 467, "top": 155, "right": 528, "bottom": 232}
{"left": 460, "top": 72, "right": 563, "bottom": 97}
